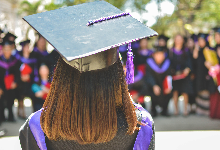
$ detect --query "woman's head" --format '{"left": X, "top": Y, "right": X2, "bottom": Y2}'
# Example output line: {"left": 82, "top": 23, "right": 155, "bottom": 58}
{"left": 39, "top": 64, "right": 49, "bottom": 79}
{"left": 37, "top": 36, "right": 47, "bottom": 51}
{"left": 40, "top": 58, "right": 137, "bottom": 144}
{"left": 153, "top": 51, "right": 165, "bottom": 65}
{"left": 22, "top": 43, "right": 30, "bottom": 54}
{"left": 139, "top": 38, "right": 148, "bottom": 50}
{"left": 3, "top": 44, "right": 12, "bottom": 59}
{"left": 215, "top": 32, "right": 220, "bottom": 44}
{"left": 174, "top": 34, "right": 184, "bottom": 48}
{"left": 198, "top": 37, "right": 206, "bottom": 48}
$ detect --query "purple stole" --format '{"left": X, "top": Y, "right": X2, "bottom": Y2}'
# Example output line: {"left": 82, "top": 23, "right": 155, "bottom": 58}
{"left": 0, "top": 56, "right": 18, "bottom": 75}
{"left": 147, "top": 58, "right": 170, "bottom": 74}
{"left": 33, "top": 47, "right": 48, "bottom": 56}
{"left": 29, "top": 103, "right": 154, "bottom": 150}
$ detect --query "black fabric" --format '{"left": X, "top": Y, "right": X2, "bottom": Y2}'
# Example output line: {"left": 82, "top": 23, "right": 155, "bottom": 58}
{"left": 170, "top": 49, "right": 193, "bottom": 94}
{"left": 19, "top": 119, "right": 40, "bottom": 150}
{"left": 146, "top": 58, "right": 172, "bottom": 114}
{"left": 195, "top": 47, "right": 213, "bottom": 92}
{"left": 148, "top": 123, "right": 155, "bottom": 150}
{"left": 19, "top": 109, "right": 145, "bottom": 150}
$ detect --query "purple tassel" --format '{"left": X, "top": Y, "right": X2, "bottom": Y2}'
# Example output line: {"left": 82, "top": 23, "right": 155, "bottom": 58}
{"left": 126, "top": 42, "right": 134, "bottom": 84}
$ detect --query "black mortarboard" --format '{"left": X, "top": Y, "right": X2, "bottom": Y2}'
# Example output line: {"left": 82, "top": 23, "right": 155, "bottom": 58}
{"left": 20, "top": 39, "right": 30, "bottom": 47}
{"left": 23, "top": 1, "right": 157, "bottom": 73}
{"left": 189, "top": 34, "right": 198, "bottom": 42}
{"left": 4, "top": 32, "right": 17, "bottom": 42}
{"left": 2, "top": 36, "right": 14, "bottom": 46}
{"left": 213, "top": 27, "right": 220, "bottom": 33}
{"left": 158, "top": 35, "right": 169, "bottom": 42}
{"left": 153, "top": 46, "right": 166, "bottom": 52}
{"left": 198, "top": 33, "right": 209, "bottom": 41}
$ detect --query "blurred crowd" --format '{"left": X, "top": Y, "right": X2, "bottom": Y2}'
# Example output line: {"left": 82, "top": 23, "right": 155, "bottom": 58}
{"left": 0, "top": 26, "right": 220, "bottom": 128}
{"left": 121, "top": 28, "right": 220, "bottom": 118}
{"left": 0, "top": 29, "right": 59, "bottom": 124}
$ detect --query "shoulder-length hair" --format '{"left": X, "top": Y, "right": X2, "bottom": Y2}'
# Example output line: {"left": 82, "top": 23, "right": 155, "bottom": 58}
{"left": 40, "top": 57, "right": 137, "bottom": 144}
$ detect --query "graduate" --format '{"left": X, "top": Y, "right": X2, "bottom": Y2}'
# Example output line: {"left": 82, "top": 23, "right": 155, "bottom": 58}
{"left": 4, "top": 32, "right": 20, "bottom": 59}
{"left": 213, "top": 27, "right": 220, "bottom": 59}
{"left": 157, "top": 34, "right": 169, "bottom": 53}
{"left": 19, "top": 1, "right": 157, "bottom": 149}
{"left": 170, "top": 34, "right": 193, "bottom": 116}
{"left": 17, "top": 40, "right": 39, "bottom": 119}
{"left": 0, "top": 37, "right": 21, "bottom": 122}
{"left": 146, "top": 46, "right": 172, "bottom": 117}
{"left": 186, "top": 34, "right": 197, "bottom": 113}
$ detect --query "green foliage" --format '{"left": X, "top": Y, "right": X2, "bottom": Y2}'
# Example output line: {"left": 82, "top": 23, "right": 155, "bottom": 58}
{"left": 44, "top": 0, "right": 63, "bottom": 11}
{"left": 19, "top": 0, "right": 43, "bottom": 16}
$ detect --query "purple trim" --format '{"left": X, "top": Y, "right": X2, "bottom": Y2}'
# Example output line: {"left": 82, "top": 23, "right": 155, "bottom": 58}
{"left": 171, "top": 47, "right": 189, "bottom": 55}
{"left": 29, "top": 109, "right": 47, "bottom": 150}
{"left": 134, "top": 70, "right": 144, "bottom": 83}
{"left": 126, "top": 43, "right": 134, "bottom": 84}
{"left": 33, "top": 47, "right": 48, "bottom": 56}
{"left": 147, "top": 58, "right": 170, "bottom": 73}
{"left": 0, "top": 59, "right": 18, "bottom": 69}
{"left": 21, "top": 57, "right": 37, "bottom": 64}
{"left": 139, "top": 49, "right": 153, "bottom": 56}
{"left": 133, "top": 103, "right": 153, "bottom": 150}
{"left": 87, "top": 12, "right": 130, "bottom": 26}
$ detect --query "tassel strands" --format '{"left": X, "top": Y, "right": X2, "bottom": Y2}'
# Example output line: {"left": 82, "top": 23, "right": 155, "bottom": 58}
{"left": 126, "top": 42, "right": 134, "bottom": 84}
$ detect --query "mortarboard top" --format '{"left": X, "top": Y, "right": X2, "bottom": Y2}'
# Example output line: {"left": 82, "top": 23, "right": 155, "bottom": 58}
{"left": 4, "top": 32, "right": 17, "bottom": 41}
{"left": 213, "top": 27, "right": 220, "bottom": 33}
{"left": 23, "top": 1, "right": 157, "bottom": 72}
{"left": 20, "top": 39, "right": 30, "bottom": 47}
{"left": 158, "top": 35, "right": 169, "bottom": 42}
{"left": 198, "top": 33, "right": 209, "bottom": 41}
{"left": 1, "top": 36, "right": 14, "bottom": 46}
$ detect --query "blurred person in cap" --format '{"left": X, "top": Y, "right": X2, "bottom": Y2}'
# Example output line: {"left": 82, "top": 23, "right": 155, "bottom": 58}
{"left": 186, "top": 34, "right": 197, "bottom": 114}
{"left": 193, "top": 33, "right": 214, "bottom": 115}
{"left": 0, "top": 37, "right": 21, "bottom": 122}
{"left": 146, "top": 46, "right": 172, "bottom": 117}
{"left": 170, "top": 34, "right": 193, "bottom": 116}
{"left": 4, "top": 32, "right": 20, "bottom": 59}
{"left": 157, "top": 34, "right": 169, "bottom": 53}
{"left": 17, "top": 40, "right": 39, "bottom": 119}
{"left": 19, "top": 1, "right": 157, "bottom": 149}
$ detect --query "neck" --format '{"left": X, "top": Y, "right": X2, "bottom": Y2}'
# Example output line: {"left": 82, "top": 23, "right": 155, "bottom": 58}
{"left": 41, "top": 76, "right": 48, "bottom": 81}
{"left": 23, "top": 52, "right": 30, "bottom": 58}
{"left": 175, "top": 45, "right": 182, "bottom": 51}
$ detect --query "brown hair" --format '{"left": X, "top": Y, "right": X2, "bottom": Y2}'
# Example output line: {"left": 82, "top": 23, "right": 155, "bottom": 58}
{"left": 40, "top": 58, "right": 137, "bottom": 144}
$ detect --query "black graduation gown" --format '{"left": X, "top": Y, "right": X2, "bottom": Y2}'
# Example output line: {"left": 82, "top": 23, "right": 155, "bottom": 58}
{"left": 18, "top": 51, "right": 39, "bottom": 97}
{"left": 146, "top": 57, "right": 172, "bottom": 114}
{"left": 170, "top": 48, "right": 193, "bottom": 94}
{"left": 0, "top": 55, "right": 21, "bottom": 120}
{"left": 19, "top": 107, "right": 155, "bottom": 150}
{"left": 195, "top": 47, "right": 213, "bottom": 93}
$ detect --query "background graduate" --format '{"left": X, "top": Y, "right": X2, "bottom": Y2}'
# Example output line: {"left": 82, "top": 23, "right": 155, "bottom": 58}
{"left": 146, "top": 46, "right": 172, "bottom": 117}
{"left": 0, "top": 37, "right": 21, "bottom": 122}
{"left": 17, "top": 40, "right": 39, "bottom": 119}
{"left": 19, "top": 1, "right": 157, "bottom": 149}
{"left": 170, "top": 34, "right": 192, "bottom": 116}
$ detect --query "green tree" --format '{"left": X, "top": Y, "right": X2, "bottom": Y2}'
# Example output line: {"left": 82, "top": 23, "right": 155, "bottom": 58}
{"left": 19, "top": 0, "right": 43, "bottom": 38}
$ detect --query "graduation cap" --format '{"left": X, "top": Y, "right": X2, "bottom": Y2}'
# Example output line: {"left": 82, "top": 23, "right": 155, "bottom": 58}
{"left": 20, "top": 39, "right": 30, "bottom": 47}
{"left": 153, "top": 45, "right": 166, "bottom": 53}
{"left": 4, "top": 32, "right": 17, "bottom": 42}
{"left": 189, "top": 34, "right": 198, "bottom": 42}
{"left": 213, "top": 27, "right": 220, "bottom": 34}
{"left": 198, "top": 33, "right": 209, "bottom": 41}
{"left": 158, "top": 35, "right": 169, "bottom": 42}
{"left": 22, "top": 1, "right": 157, "bottom": 84}
{"left": 1, "top": 36, "right": 14, "bottom": 46}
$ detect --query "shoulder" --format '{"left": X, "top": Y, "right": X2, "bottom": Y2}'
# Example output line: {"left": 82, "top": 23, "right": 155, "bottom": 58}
{"left": 133, "top": 102, "right": 153, "bottom": 126}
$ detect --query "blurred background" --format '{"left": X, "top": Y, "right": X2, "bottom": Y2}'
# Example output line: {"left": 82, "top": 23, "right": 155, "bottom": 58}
{"left": 0, "top": 0, "right": 220, "bottom": 150}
